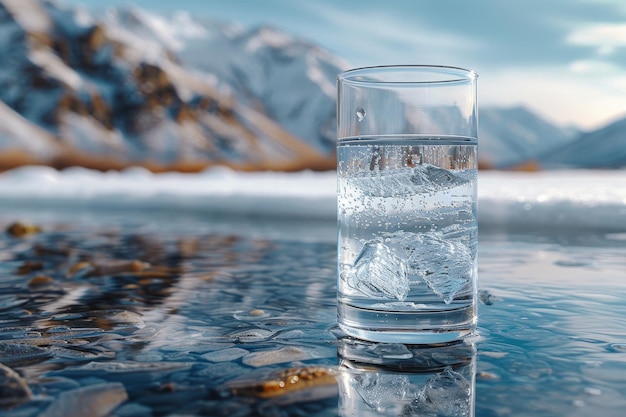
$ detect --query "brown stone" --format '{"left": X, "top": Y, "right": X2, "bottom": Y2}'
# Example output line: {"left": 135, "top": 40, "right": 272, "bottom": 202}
{"left": 28, "top": 275, "right": 54, "bottom": 287}
{"left": 6, "top": 222, "right": 42, "bottom": 237}
{"left": 0, "top": 363, "right": 32, "bottom": 409}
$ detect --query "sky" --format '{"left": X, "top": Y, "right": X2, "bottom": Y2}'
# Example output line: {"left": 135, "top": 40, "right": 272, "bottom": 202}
{"left": 63, "top": 0, "right": 626, "bottom": 130}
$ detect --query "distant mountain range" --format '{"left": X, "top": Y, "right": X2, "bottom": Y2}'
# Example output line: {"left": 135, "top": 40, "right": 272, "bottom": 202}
{"left": 0, "top": 0, "right": 623, "bottom": 171}
{"left": 0, "top": 0, "right": 341, "bottom": 171}
{"left": 479, "top": 106, "right": 579, "bottom": 169}
{"left": 540, "top": 117, "right": 626, "bottom": 169}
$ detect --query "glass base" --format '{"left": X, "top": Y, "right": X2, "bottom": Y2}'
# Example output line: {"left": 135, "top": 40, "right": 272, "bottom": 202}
{"left": 339, "top": 324, "right": 471, "bottom": 344}
{"left": 338, "top": 301, "right": 476, "bottom": 344}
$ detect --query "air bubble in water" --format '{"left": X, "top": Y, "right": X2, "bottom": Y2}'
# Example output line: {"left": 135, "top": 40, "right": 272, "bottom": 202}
{"left": 356, "top": 107, "right": 366, "bottom": 121}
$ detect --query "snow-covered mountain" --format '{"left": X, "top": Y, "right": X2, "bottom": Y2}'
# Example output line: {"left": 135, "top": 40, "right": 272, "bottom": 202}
{"left": 478, "top": 106, "right": 579, "bottom": 169}
{"left": 0, "top": 0, "right": 620, "bottom": 171}
{"left": 105, "top": 9, "right": 345, "bottom": 155}
{"left": 0, "top": 0, "right": 342, "bottom": 171}
{"left": 540, "top": 116, "right": 626, "bottom": 169}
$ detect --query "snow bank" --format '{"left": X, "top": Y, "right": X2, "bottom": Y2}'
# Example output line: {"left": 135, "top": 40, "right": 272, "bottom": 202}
{"left": 0, "top": 166, "right": 335, "bottom": 219}
{"left": 0, "top": 166, "right": 624, "bottom": 232}
{"left": 479, "top": 170, "right": 626, "bottom": 232}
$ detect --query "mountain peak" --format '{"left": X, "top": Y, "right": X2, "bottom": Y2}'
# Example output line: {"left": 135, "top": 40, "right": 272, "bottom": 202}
{"left": 479, "top": 105, "right": 578, "bottom": 168}
{"left": 540, "top": 114, "right": 626, "bottom": 169}
{"left": 244, "top": 25, "right": 294, "bottom": 51}
{"left": 0, "top": 0, "right": 621, "bottom": 171}
{"left": 3, "top": 0, "right": 53, "bottom": 33}
{"left": 0, "top": 0, "right": 337, "bottom": 171}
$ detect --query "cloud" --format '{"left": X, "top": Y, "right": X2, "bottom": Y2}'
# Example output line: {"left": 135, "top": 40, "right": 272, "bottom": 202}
{"left": 569, "top": 59, "right": 621, "bottom": 73}
{"left": 481, "top": 68, "right": 626, "bottom": 129}
{"left": 64, "top": 0, "right": 626, "bottom": 129}
{"left": 290, "top": 2, "right": 482, "bottom": 67}
{"left": 567, "top": 23, "right": 626, "bottom": 54}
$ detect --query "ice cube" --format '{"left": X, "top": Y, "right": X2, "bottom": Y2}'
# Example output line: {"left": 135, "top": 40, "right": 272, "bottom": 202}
{"left": 345, "top": 231, "right": 472, "bottom": 304}
{"left": 407, "top": 367, "right": 471, "bottom": 416}
{"left": 385, "top": 231, "right": 472, "bottom": 304}
{"left": 412, "top": 164, "right": 474, "bottom": 192}
{"left": 369, "top": 343, "right": 413, "bottom": 360}
{"left": 347, "top": 164, "right": 474, "bottom": 198}
{"left": 345, "top": 241, "right": 410, "bottom": 301}
{"left": 351, "top": 372, "right": 413, "bottom": 412}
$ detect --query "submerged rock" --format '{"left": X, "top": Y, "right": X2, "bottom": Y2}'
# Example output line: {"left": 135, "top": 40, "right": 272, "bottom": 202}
{"left": 16, "top": 261, "right": 44, "bottom": 275}
{"left": 242, "top": 346, "right": 311, "bottom": 367}
{"left": 28, "top": 274, "right": 55, "bottom": 287}
{"left": 38, "top": 382, "right": 127, "bottom": 417}
{"left": 226, "top": 366, "right": 337, "bottom": 399}
{"left": 6, "top": 222, "right": 42, "bottom": 238}
{"left": 0, "top": 363, "right": 32, "bottom": 410}
{"left": 0, "top": 343, "right": 53, "bottom": 367}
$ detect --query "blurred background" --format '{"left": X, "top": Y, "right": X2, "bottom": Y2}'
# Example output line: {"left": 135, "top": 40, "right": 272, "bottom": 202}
{"left": 0, "top": 0, "right": 625, "bottom": 172}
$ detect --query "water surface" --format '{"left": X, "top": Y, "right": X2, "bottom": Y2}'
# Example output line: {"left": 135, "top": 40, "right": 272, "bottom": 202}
{"left": 0, "top": 211, "right": 625, "bottom": 416}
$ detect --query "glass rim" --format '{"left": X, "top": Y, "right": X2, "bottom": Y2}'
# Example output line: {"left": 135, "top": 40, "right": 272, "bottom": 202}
{"left": 337, "top": 65, "right": 478, "bottom": 85}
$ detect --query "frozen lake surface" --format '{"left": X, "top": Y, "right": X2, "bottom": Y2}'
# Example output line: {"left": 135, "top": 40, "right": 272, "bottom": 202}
{"left": 0, "top": 166, "right": 625, "bottom": 232}
{"left": 0, "top": 210, "right": 624, "bottom": 416}
{"left": 0, "top": 168, "right": 625, "bottom": 416}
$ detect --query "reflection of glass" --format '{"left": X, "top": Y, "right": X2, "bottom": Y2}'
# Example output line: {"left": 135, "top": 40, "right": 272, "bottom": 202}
{"left": 337, "top": 337, "right": 476, "bottom": 416}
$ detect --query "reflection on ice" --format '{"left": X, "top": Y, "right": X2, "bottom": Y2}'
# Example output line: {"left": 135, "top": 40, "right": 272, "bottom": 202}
{"left": 337, "top": 337, "right": 476, "bottom": 417}
{"left": 0, "top": 221, "right": 340, "bottom": 416}
{"left": 341, "top": 367, "right": 472, "bottom": 417}
{"left": 346, "top": 372, "right": 415, "bottom": 415}
{"left": 407, "top": 367, "right": 472, "bottom": 416}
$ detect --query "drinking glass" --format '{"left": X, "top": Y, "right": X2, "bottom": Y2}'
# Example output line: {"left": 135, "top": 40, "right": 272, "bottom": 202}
{"left": 336, "top": 65, "right": 478, "bottom": 343}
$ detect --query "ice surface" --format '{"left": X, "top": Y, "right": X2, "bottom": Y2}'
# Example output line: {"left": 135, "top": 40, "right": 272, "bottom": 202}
{"left": 345, "top": 231, "right": 472, "bottom": 304}
{"left": 408, "top": 367, "right": 472, "bottom": 416}
{"left": 227, "top": 328, "right": 275, "bottom": 343}
{"left": 343, "top": 242, "right": 410, "bottom": 301}
{"left": 346, "top": 164, "right": 475, "bottom": 198}
{"left": 0, "top": 342, "right": 53, "bottom": 367}
{"left": 39, "top": 382, "right": 128, "bottom": 417}
{"left": 0, "top": 362, "right": 32, "bottom": 409}
{"left": 74, "top": 361, "right": 193, "bottom": 375}
{"left": 241, "top": 346, "right": 308, "bottom": 367}
{"left": 201, "top": 347, "right": 249, "bottom": 363}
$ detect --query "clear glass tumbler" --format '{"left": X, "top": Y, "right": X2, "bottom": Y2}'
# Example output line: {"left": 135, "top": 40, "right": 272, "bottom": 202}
{"left": 336, "top": 65, "right": 478, "bottom": 344}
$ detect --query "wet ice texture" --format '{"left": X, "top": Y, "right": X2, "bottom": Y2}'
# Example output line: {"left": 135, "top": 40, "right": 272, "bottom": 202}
{"left": 400, "top": 232, "right": 473, "bottom": 304}
{"left": 348, "top": 367, "right": 470, "bottom": 416}
{"left": 407, "top": 367, "right": 472, "bottom": 417}
{"left": 350, "top": 372, "right": 414, "bottom": 414}
{"left": 344, "top": 242, "right": 410, "bottom": 301}
{"left": 0, "top": 363, "right": 32, "bottom": 409}
{"left": 344, "top": 231, "right": 472, "bottom": 303}
{"left": 346, "top": 164, "right": 475, "bottom": 197}
{"left": 39, "top": 382, "right": 128, "bottom": 417}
